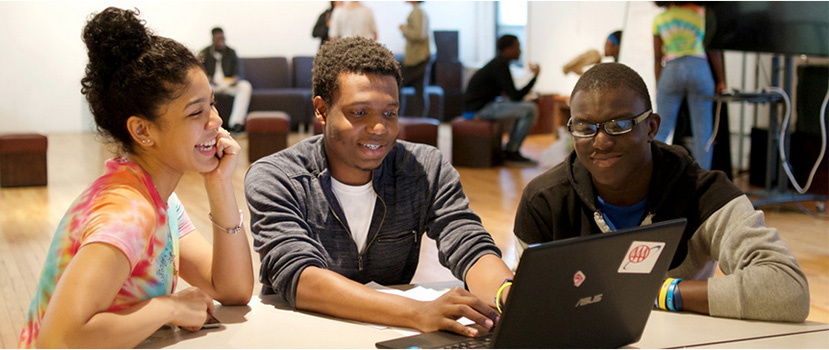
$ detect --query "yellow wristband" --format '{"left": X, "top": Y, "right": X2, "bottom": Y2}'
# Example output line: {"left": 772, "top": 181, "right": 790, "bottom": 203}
{"left": 658, "top": 278, "right": 673, "bottom": 310}
{"left": 495, "top": 279, "right": 513, "bottom": 314}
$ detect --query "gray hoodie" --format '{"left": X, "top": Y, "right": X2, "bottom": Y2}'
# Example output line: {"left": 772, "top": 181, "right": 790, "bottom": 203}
{"left": 245, "top": 136, "right": 501, "bottom": 307}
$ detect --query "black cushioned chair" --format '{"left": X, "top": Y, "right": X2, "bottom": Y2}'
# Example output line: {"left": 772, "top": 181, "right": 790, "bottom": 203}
{"left": 242, "top": 57, "right": 313, "bottom": 131}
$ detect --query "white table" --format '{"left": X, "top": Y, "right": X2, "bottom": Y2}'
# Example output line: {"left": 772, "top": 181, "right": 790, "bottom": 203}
{"left": 138, "top": 294, "right": 398, "bottom": 349}
{"left": 692, "top": 330, "right": 829, "bottom": 349}
{"left": 630, "top": 311, "right": 829, "bottom": 348}
{"left": 138, "top": 284, "right": 829, "bottom": 349}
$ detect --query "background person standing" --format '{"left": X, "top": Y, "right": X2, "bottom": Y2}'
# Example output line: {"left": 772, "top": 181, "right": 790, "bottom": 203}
{"left": 653, "top": 1, "right": 724, "bottom": 170}
{"left": 399, "top": 1, "right": 430, "bottom": 117}
{"left": 312, "top": 2, "right": 342, "bottom": 48}
{"left": 328, "top": 1, "right": 377, "bottom": 40}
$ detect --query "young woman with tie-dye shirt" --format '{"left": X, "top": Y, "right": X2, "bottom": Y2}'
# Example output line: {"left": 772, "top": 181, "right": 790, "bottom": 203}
{"left": 18, "top": 7, "right": 253, "bottom": 348}
{"left": 652, "top": 2, "right": 725, "bottom": 171}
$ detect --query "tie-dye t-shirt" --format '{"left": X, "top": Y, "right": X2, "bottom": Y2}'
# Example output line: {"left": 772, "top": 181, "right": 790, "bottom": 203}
{"left": 18, "top": 158, "right": 195, "bottom": 348}
{"left": 653, "top": 4, "right": 707, "bottom": 61}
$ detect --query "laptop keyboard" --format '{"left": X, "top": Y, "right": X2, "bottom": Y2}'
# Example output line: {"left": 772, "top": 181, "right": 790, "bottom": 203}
{"left": 440, "top": 334, "right": 493, "bottom": 349}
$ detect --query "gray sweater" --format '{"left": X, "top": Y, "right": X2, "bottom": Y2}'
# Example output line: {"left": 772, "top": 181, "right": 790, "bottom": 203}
{"left": 245, "top": 136, "right": 501, "bottom": 307}
{"left": 514, "top": 142, "right": 810, "bottom": 322}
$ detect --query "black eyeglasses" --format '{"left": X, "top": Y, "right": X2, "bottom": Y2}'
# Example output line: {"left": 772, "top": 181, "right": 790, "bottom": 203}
{"left": 567, "top": 110, "right": 652, "bottom": 138}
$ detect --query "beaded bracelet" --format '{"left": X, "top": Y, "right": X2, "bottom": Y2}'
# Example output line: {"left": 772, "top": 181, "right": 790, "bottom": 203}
{"left": 495, "top": 279, "right": 513, "bottom": 314}
{"left": 208, "top": 209, "right": 244, "bottom": 234}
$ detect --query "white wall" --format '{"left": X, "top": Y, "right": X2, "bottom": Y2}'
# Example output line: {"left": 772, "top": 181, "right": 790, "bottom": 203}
{"left": 0, "top": 1, "right": 494, "bottom": 134}
{"left": 617, "top": 1, "right": 664, "bottom": 107}
{"left": 2, "top": 2, "right": 102, "bottom": 134}
{"left": 371, "top": 1, "right": 496, "bottom": 65}
{"left": 0, "top": 1, "right": 690, "bottom": 134}
{"left": 525, "top": 1, "right": 630, "bottom": 95}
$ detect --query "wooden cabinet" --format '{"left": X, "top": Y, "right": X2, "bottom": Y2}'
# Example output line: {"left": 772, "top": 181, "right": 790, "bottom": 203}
{"left": 531, "top": 94, "right": 570, "bottom": 135}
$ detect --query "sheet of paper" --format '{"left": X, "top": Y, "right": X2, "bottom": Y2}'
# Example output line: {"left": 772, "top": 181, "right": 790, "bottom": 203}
{"left": 364, "top": 283, "right": 475, "bottom": 335}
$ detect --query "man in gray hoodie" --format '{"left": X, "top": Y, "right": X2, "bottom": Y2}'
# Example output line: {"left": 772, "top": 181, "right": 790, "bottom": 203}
{"left": 245, "top": 37, "right": 514, "bottom": 337}
{"left": 514, "top": 62, "right": 809, "bottom": 322}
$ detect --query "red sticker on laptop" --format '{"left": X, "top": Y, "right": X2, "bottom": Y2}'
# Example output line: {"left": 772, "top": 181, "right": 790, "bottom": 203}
{"left": 573, "top": 270, "right": 586, "bottom": 287}
{"left": 618, "top": 241, "right": 665, "bottom": 274}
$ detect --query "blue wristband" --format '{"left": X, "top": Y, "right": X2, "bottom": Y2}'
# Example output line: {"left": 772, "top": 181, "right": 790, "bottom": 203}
{"left": 667, "top": 278, "right": 682, "bottom": 312}
{"left": 673, "top": 279, "right": 684, "bottom": 311}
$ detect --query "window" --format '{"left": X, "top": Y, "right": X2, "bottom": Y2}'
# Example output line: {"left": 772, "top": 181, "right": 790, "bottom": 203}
{"left": 496, "top": 0, "right": 528, "bottom": 67}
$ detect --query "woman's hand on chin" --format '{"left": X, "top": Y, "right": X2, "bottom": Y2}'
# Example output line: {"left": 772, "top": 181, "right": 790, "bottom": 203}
{"left": 202, "top": 127, "right": 239, "bottom": 182}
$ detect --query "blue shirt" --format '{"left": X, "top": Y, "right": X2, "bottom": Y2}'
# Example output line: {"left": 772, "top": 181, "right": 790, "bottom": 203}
{"left": 597, "top": 196, "right": 647, "bottom": 231}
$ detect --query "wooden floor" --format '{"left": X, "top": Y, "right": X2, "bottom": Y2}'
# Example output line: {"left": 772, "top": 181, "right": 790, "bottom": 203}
{"left": 0, "top": 128, "right": 827, "bottom": 347}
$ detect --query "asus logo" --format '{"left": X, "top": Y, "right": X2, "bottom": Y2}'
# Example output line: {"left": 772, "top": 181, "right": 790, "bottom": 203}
{"left": 575, "top": 294, "right": 603, "bottom": 307}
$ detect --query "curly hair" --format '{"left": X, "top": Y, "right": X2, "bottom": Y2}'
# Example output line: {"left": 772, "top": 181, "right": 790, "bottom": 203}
{"left": 571, "top": 63, "right": 653, "bottom": 111}
{"left": 312, "top": 36, "right": 402, "bottom": 105}
{"left": 80, "top": 7, "right": 202, "bottom": 154}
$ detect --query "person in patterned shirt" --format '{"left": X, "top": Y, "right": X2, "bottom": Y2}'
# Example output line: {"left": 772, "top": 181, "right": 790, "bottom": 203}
{"left": 18, "top": 7, "right": 253, "bottom": 348}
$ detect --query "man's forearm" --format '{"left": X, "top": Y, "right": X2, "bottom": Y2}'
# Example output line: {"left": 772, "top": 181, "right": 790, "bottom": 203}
{"left": 296, "top": 264, "right": 502, "bottom": 335}
{"left": 295, "top": 266, "right": 421, "bottom": 329}
{"left": 677, "top": 279, "right": 709, "bottom": 315}
{"left": 465, "top": 254, "right": 514, "bottom": 307}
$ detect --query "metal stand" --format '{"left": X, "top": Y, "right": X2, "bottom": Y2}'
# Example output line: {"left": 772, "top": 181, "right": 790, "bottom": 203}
{"left": 713, "top": 55, "right": 827, "bottom": 208}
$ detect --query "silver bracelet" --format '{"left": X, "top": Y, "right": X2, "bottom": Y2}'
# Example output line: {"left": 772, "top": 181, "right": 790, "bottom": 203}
{"left": 208, "top": 210, "right": 244, "bottom": 234}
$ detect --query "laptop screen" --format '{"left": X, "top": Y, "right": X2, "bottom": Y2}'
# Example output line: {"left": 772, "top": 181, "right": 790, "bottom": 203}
{"left": 376, "top": 218, "right": 687, "bottom": 349}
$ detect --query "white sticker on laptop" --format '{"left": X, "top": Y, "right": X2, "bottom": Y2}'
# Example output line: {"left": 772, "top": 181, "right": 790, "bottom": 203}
{"left": 618, "top": 241, "right": 665, "bottom": 274}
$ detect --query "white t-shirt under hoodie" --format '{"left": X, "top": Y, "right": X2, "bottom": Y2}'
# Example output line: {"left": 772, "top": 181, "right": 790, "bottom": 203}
{"left": 330, "top": 177, "right": 376, "bottom": 254}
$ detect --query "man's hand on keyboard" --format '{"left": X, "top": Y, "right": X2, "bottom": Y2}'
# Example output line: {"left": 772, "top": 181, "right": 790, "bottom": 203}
{"left": 411, "top": 287, "right": 498, "bottom": 337}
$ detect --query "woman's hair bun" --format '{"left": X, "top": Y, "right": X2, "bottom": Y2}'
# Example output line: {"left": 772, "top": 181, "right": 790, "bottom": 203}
{"left": 82, "top": 7, "right": 151, "bottom": 71}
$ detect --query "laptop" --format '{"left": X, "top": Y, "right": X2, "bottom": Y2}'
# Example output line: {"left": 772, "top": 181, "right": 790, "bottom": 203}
{"left": 376, "top": 218, "right": 687, "bottom": 349}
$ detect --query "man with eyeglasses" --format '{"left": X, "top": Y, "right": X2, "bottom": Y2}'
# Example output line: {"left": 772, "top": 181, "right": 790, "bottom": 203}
{"left": 512, "top": 63, "right": 809, "bottom": 323}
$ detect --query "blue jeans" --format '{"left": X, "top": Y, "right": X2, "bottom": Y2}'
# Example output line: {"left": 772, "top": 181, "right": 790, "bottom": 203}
{"left": 655, "top": 56, "right": 714, "bottom": 170}
{"left": 475, "top": 100, "right": 538, "bottom": 152}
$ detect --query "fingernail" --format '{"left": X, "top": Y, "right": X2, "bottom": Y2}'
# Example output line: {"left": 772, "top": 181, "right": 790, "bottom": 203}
{"left": 485, "top": 319, "right": 494, "bottom": 328}
{"left": 467, "top": 327, "right": 478, "bottom": 337}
